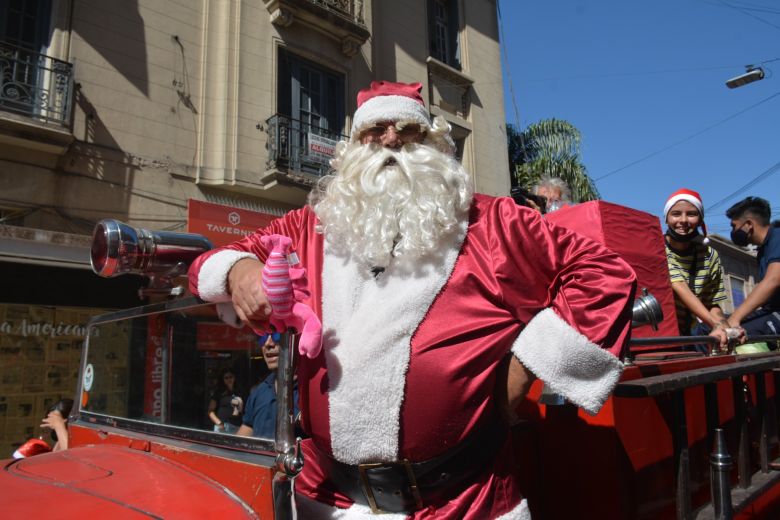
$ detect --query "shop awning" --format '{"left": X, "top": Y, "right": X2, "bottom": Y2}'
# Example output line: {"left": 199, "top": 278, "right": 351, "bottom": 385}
{"left": 0, "top": 226, "right": 91, "bottom": 269}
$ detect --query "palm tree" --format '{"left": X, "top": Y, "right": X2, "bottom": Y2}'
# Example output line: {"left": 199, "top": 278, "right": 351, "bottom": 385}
{"left": 507, "top": 119, "right": 600, "bottom": 203}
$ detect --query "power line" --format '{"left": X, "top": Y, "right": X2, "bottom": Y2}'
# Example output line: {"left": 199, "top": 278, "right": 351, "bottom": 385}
{"left": 706, "top": 159, "right": 780, "bottom": 212}
{"left": 522, "top": 64, "right": 744, "bottom": 83}
{"left": 697, "top": 0, "right": 780, "bottom": 15}
{"left": 716, "top": 0, "right": 780, "bottom": 31}
{"left": 594, "top": 90, "right": 780, "bottom": 182}
{"left": 497, "top": 0, "right": 521, "bottom": 128}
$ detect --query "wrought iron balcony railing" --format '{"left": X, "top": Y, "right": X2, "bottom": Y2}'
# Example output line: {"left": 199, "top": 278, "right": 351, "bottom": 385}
{"left": 0, "top": 41, "right": 74, "bottom": 126}
{"left": 266, "top": 114, "right": 346, "bottom": 178}
{"left": 309, "top": 0, "right": 364, "bottom": 25}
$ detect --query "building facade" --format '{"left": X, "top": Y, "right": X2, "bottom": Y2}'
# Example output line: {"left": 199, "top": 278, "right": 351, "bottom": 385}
{"left": 0, "top": 0, "right": 509, "bottom": 455}
{"left": 708, "top": 234, "right": 759, "bottom": 315}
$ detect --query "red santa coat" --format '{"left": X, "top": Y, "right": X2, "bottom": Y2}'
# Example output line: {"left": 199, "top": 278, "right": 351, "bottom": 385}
{"left": 189, "top": 194, "right": 636, "bottom": 519}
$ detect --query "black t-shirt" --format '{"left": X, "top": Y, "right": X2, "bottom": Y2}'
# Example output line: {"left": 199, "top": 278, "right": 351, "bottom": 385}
{"left": 210, "top": 389, "right": 243, "bottom": 426}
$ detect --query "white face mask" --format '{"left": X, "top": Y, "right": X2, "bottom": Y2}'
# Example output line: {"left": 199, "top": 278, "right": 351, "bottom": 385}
{"left": 546, "top": 200, "right": 564, "bottom": 213}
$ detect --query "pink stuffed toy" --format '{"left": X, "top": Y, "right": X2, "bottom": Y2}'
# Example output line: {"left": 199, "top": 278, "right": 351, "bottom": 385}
{"left": 260, "top": 234, "right": 323, "bottom": 358}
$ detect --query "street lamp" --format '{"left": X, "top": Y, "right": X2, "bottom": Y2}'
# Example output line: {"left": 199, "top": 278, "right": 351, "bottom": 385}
{"left": 725, "top": 66, "right": 765, "bottom": 89}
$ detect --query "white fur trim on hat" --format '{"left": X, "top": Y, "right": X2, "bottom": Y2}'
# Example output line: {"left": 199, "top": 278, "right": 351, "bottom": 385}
{"left": 350, "top": 95, "right": 432, "bottom": 139}
{"left": 664, "top": 193, "right": 704, "bottom": 220}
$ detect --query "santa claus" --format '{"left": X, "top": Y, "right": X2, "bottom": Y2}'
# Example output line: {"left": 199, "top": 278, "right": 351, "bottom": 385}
{"left": 189, "top": 80, "right": 636, "bottom": 519}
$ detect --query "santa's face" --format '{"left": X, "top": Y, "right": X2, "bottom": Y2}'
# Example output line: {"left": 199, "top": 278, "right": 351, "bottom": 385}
{"left": 311, "top": 120, "right": 472, "bottom": 268}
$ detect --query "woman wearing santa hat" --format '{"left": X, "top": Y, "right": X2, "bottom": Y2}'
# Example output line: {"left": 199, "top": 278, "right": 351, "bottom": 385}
{"left": 664, "top": 188, "right": 729, "bottom": 349}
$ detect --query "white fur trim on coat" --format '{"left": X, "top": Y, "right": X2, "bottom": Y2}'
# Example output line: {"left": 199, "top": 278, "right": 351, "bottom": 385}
{"left": 196, "top": 250, "right": 257, "bottom": 301}
{"left": 321, "top": 221, "right": 467, "bottom": 464}
{"left": 294, "top": 492, "right": 530, "bottom": 519}
{"left": 511, "top": 308, "right": 623, "bottom": 415}
{"left": 350, "top": 95, "right": 431, "bottom": 139}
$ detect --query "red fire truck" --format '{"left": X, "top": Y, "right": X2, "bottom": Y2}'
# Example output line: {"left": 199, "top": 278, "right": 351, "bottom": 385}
{"left": 2, "top": 201, "right": 779, "bottom": 519}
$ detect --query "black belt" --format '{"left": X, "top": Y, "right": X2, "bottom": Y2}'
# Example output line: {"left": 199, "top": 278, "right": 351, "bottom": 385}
{"left": 316, "top": 418, "right": 506, "bottom": 514}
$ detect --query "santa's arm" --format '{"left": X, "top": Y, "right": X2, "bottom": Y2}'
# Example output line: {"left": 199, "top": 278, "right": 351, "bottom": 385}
{"left": 492, "top": 199, "right": 636, "bottom": 415}
{"left": 188, "top": 208, "right": 310, "bottom": 327}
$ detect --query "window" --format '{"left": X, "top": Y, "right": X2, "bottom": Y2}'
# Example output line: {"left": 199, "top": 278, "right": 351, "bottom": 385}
{"left": 730, "top": 276, "right": 745, "bottom": 309}
{"left": 276, "top": 49, "right": 345, "bottom": 175}
{"left": 278, "top": 49, "right": 344, "bottom": 135}
{"left": 0, "top": 0, "right": 52, "bottom": 52}
{"left": 0, "top": 0, "right": 54, "bottom": 118}
{"left": 427, "top": 0, "right": 460, "bottom": 69}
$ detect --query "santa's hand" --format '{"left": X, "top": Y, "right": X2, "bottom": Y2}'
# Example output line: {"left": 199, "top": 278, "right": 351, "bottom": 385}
{"left": 228, "top": 258, "right": 272, "bottom": 329}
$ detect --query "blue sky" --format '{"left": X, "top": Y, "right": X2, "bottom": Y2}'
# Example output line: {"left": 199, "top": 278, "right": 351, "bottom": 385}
{"left": 499, "top": 0, "right": 779, "bottom": 236}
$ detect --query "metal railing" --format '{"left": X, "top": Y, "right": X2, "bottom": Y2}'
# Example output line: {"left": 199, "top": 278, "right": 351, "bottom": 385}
{"left": 308, "top": 0, "right": 364, "bottom": 25}
{"left": 266, "top": 114, "right": 346, "bottom": 178}
{"left": 0, "top": 41, "right": 74, "bottom": 126}
{"left": 616, "top": 335, "right": 780, "bottom": 520}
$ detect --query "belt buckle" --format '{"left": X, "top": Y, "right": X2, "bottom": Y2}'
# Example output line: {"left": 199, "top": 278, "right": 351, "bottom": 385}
{"left": 357, "top": 460, "right": 423, "bottom": 514}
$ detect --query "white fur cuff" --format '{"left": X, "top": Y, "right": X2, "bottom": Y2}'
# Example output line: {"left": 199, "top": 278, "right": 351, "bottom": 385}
{"left": 196, "top": 250, "right": 258, "bottom": 302}
{"left": 512, "top": 308, "right": 623, "bottom": 415}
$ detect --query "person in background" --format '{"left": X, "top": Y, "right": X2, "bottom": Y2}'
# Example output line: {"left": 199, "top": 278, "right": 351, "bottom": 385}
{"left": 207, "top": 367, "right": 243, "bottom": 433}
{"left": 40, "top": 398, "right": 74, "bottom": 452}
{"left": 724, "top": 196, "right": 780, "bottom": 344}
{"left": 533, "top": 176, "right": 572, "bottom": 212}
{"left": 237, "top": 331, "right": 299, "bottom": 439}
{"left": 663, "top": 189, "right": 730, "bottom": 351}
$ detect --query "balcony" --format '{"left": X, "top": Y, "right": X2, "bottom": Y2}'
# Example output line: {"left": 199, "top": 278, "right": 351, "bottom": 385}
{"left": 264, "top": 113, "right": 345, "bottom": 186}
{"left": 0, "top": 41, "right": 74, "bottom": 157}
{"left": 263, "top": 0, "right": 370, "bottom": 56}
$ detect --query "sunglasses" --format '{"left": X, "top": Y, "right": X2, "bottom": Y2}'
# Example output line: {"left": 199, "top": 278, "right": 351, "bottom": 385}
{"left": 259, "top": 332, "right": 282, "bottom": 345}
{"left": 359, "top": 122, "right": 426, "bottom": 142}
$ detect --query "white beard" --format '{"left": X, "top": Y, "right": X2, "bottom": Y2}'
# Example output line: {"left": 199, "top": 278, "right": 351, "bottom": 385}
{"left": 310, "top": 141, "right": 473, "bottom": 268}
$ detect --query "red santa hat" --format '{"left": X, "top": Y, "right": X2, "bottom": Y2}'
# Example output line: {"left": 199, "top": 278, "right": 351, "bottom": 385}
{"left": 12, "top": 438, "right": 52, "bottom": 459}
{"left": 350, "top": 81, "right": 432, "bottom": 140}
{"left": 663, "top": 188, "right": 709, "bottom": 244}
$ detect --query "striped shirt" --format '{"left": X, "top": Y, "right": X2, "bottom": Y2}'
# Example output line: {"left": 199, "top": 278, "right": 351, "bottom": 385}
{"left": 666, "top": 241, "right": 727, "bottom": 334}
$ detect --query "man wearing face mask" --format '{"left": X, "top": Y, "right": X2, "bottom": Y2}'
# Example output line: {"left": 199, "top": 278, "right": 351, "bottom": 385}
{"left": 663, "top": 189, "right": 729, "bottom": 350}
{"left": 725, "top": 197, "right": 780, "bottom": 343}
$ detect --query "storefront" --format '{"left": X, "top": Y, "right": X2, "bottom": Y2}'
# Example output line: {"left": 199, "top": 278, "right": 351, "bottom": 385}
{"left": 0, "top": 226, "right": 145, "bottom": 456}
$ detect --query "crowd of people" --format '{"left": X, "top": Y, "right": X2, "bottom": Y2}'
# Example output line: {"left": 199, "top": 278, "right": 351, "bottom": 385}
{"left": 521, "top": 179, "right": 778, "bottom": 352}
{"left": 659, "top": 189, "right": 779, "bottom": 351}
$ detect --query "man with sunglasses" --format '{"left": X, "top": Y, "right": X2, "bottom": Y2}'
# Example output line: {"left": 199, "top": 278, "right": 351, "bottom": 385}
{"left": 724, "top": 197, "right": 780, "bottom": 344}
{"left": 237, "top": 331, "right": 299, "bottom": 439}
{"left": 189, "top": 80, "right": 636, "bottom": 518}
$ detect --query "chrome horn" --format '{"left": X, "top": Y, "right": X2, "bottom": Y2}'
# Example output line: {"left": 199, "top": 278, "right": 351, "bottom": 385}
{"left": 632, "top": 288, "right": 663, "bottom": 330}
{"left": 90, "top": 219, "right": 212, "bottom": 297}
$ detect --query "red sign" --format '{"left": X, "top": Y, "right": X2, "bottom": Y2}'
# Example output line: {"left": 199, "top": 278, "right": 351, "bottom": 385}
{"left": 188, "top": 200, "right": 278, "bottom": 247}
{"left": 196, "top": 322, "right": 258, "bottom": 352}
{"left": 143, "top": 315, "right": 166, "bottom": 418}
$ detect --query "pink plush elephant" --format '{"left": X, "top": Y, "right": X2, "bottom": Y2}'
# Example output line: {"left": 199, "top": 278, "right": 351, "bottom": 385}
{"left": 260, "top": 234, "right": 322, "bottom": 358}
